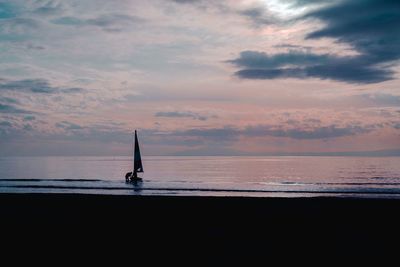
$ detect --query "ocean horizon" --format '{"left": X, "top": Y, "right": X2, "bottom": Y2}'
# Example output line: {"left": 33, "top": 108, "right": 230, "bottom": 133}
{"left": 1, "top": 155, "right": 400, "bottom": 198}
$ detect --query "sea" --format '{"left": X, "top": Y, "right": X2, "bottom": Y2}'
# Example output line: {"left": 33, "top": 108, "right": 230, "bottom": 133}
{"left": 1, "top": 156, "right": 400, "bottom": 198}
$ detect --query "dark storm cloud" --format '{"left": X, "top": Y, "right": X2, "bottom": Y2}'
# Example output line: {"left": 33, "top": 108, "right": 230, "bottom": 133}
{"left": 230, "top": 50, "right": 331, "bottom": 69}
{"left": 231, "top": 50, "right": 393, "bottom": 83}
{"left": 303, "top": 0, "right": 400, "bottom": 65}
{"left": 230, "top": 0, "right": 400, "bottom": 84}
{"left": 0, "top": 79, "right": 84, "bottom": 94}
{"left": 304, "top": 0, "right": 400, "bottom": 46}
{"left": 304, "top": 60, "right": 393, "bottom": 83}
{"left": 234, "top": 67, "right": 303, "bottom": 79}
{"left": 155, "top": 111, "right": 215, "bottom": 121}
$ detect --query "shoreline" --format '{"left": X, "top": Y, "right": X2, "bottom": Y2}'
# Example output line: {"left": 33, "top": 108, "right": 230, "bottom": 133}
{"left": 2, "top": 193, "right": 400, "bottom": 260}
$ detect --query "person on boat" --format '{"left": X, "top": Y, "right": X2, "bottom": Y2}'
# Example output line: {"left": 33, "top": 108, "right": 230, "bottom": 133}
{"left": 130, "top": 171, "right": 138, "bottom": 182}
{"left": 125, "top": 172, "right": 132, "bottom": 182}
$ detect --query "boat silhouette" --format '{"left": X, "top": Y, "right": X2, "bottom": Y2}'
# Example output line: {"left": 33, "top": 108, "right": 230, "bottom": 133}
{"left": 125, "top": 130, "right": 143, "bottom": 183}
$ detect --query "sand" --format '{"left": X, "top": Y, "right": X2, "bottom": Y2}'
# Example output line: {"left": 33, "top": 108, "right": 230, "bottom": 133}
{"left": 1, "top": 193, "right": 399, "bottom": 263}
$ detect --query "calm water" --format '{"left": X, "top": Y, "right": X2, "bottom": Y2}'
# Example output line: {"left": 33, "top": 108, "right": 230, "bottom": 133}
{"left": 1, "top": 156, "right": 400, "bottom": 198}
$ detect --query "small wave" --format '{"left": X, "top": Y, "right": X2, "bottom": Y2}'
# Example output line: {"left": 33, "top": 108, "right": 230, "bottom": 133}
{"left": 0, "top": 178, "right": 102, "bottom": 182}
{"left": 2, "top": 184, "right": 400, "bottom": 195}
{"left": 259, "top": 181, "right": 400, "bottom": 186}
{"left": 315, "top": 182, "right": 400, "bottom": 186}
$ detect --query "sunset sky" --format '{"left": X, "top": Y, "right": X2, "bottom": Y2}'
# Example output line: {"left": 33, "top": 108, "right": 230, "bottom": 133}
{"left": 0, "top": 0, "right": 399, "bottom": 156}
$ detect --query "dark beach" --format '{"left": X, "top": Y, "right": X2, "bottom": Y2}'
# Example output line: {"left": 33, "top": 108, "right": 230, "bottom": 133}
{"left": 2, "top": 193, "right": 400, "bottom": 262}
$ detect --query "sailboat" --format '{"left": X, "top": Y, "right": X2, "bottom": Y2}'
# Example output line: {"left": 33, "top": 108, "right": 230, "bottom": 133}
{"left": 125, "top": 130, "right": 144, "bottom": 183}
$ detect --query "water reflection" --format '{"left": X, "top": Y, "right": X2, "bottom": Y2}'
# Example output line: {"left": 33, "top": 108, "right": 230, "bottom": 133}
{"left": 1, "top": 156, "right": 400, "bottom": 197}
{"left": 128, "top": 179, "right": 143, "bottom": 192}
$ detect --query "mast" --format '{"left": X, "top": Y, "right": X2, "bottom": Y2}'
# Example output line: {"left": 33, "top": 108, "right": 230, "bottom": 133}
{"left": 132, "top": 130, "right": 136, "bottom": 174}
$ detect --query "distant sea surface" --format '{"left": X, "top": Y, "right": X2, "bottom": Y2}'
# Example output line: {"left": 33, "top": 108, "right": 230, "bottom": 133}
{"left": 1, "top": 156, "right": 400, "bottom": 198}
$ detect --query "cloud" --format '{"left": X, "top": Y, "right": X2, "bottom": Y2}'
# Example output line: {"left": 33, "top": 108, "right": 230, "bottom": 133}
{"left": 239, "top": 5, "right": 279, "bottom": 26}
{"left": 0, "top": 79, "right": 84, "bottom": 94}
{"left": 23, "top": 115, "right": 35, "bottom": 121}
{"left": 23, "top": 123, "right": 32, "bottom": 131}
{"left": 0, "top": 79, "right": 54, "bottom": 93}
{"left": 48, "top": 122, "right": 134, "bottom": 144}
{"left": 273, "top": 44, "right": 313, "bottom": 51}
{"left": 0, "top": 2, "right": 16, "bottom": 19}
{"left": 51, "top": 13, "right": 142, "bottom": 32}
{"left": 26, "top": 43, "right": 45, "bottom": 50}
{"left": 33, "top": 1, "right": 64, "bottom": 16}
{"left": 230, "top": 0, "right": 400, "bottom": 84}
{"left": 170, "top": 0, "right": 201, "bottom": 3}
{"left": 1, "top": 17, "right": 39, "bottom": 29}
{"left": 0, "top": 96, "right": 19, "bottom": 104}
{"left": 55, "top": 121, "right": 83, "bottom": 130}
{"left": 175, "top": 126, "right": 239, "bottom": 141}
{"left": 0, "top": 103, "right": 32, "bottom": 114}
{"left": 165, "top": 122, "right": 378, "bottom": 143}
{"left": 236, "top": 0, "right": 333, "bottom": 27}
{"left": 305, "top": 118, "right": 321, "bottom": 124}
{"left": 155, "top": 111, "right": 216, "bottom": 121}
{"left": 243, "top": 124, "right": 373, "bottom": 140}
{"left": 304, "top": 0, "right": 400, "bottom": 64}
{"left": 0, "top": 121, "right": 12, "bottom": 127}
{"left": 0, "top": 3, "right": 43, "bottom": 42}
{"left": 0, "top": 17, "right": 40, "bottom": 43}
{"left": 138, "top": 127, "right": 238, "bottom": 148}
{"left": 0, "top": 119, "right": 393, "bottom": 156}
{"left": 0, "top": 97, "right": 31, "bottom": 114}
{"left": 357, "top": 93, "right": 400, "bottom": 107}
{"left": 173, "top": 1, "right": 289, "bottom": 29}
{"left": 230, "top": 49, "right": 393, "bottom": 84}
{"left": 229, "top": 50, "right": 331, "bottom": 69}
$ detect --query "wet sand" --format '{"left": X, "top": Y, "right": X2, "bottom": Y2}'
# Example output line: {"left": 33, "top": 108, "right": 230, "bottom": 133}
{"left": 1, "top": 193, "right": 400, "bottom": 262}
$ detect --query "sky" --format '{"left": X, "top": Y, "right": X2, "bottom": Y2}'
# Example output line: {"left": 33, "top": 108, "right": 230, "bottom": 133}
{"left": 0, "top": 0, "right": 399, "bottom": 156}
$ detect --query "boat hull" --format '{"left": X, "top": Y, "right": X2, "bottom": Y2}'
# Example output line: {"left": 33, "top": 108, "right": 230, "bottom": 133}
{"left": 129, "top": 177, "right": 143, "bottom": 183}
{"left": 125, "top": 171, "right": 143, "bottom": 183}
